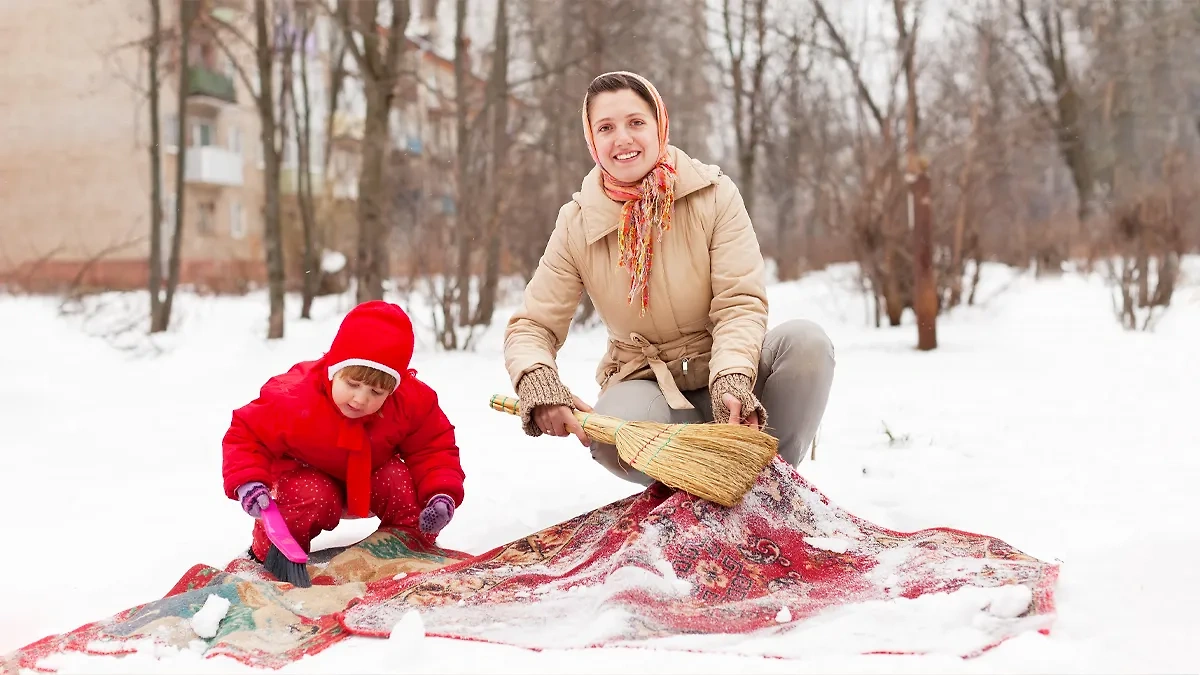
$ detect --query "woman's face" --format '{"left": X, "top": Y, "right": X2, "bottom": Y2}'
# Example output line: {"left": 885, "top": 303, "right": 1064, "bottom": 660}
{"left": 588, "top": 89, "right": 659, "bottom": 183}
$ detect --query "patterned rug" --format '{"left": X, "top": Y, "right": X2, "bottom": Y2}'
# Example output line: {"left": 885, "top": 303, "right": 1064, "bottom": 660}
{"left": 3, "top": 459, "right": 1059, "bottom": 671}
{"left": 3, "top": 529, "right": 468, "bottom": 673}
{"left": 339, "top": 458, "right": 1059, "bottom": 657}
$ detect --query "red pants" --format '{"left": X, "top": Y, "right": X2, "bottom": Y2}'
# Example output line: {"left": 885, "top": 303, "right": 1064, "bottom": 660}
{"left": 250, "top": 455, "right": 422, "bottom": 561}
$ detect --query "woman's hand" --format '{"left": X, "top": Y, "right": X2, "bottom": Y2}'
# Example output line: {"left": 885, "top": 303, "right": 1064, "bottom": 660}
{"left": 532, "top": 395, "right": 594, "bottom": 446}
{"left": 721, "top": 392, "right": 761, "bottom": 431}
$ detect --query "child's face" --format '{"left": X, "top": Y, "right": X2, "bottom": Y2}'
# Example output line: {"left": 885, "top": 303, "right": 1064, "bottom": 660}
{"left": 331, "top": 373, "right": 389, "bottom": 419}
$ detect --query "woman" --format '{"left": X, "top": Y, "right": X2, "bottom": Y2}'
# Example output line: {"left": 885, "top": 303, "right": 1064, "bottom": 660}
{"left": 503, "top": 70, "right": 835, "bottom": 486}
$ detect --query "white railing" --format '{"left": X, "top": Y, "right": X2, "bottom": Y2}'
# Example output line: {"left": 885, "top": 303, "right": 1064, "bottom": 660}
{"left": 185, "top": 146, "right": 244, "bottom": 186}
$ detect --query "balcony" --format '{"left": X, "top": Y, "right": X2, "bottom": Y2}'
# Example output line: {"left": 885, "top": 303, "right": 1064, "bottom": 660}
{"left": 186, "top": 66, "right": 236, "bottom": 105}
{"left": 185, "top": 146, "right": 244, "bottom": 186}
{"left": 281, "top": 167, "right": 325, "bottom": 195}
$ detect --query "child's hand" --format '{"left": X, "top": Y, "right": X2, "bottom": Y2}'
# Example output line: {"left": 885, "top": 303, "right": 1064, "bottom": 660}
{"left": 419, "top": 494, "right": 455, "bottom": 535}
{"left": 236, "top": 481, "right": 271, "bottom": 518}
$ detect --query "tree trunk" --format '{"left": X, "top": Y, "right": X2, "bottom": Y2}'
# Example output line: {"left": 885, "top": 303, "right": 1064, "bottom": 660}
{"left": 948, "top": 29, "right": 988, "bottom": 309}
{"left": 895, "top": 0, "right": 936, "bottom": 350}
{"left": 348, "top": 0, "right": 409, "bottom": 304}
{"left": 257, "top": 0, "right": 286, "bottom": 339}
{"left": 910, "top": 169, "right": 937, "bottom": 349}
{"left": 293, "top": 4, "right": 320, "bottom": 319}
{"left": 1043, "top": 8, "right": 1087, "bottom": 273}
{"left": 776, "top": 36, "right": 804, "bottom": 281}
{"left": 324, "top": 3, "right": 348, "bottom": 175}
{"left": 147, "top": 0, "right": 165, "bottom": 331}
{"left": 473, "top": 0, "right": 509, "bottom": 327}
{"left": 155, "top": 0, "right": 193, "bottom": 334}
{"left": 722, "top": 0, "right": 768, "bottom": 220}
{"left": 882, "top": 248, "right": 904, "bottom": 326}
{"left": 356, "top": 87, "right": 388, "bottom": 303}
{"left": 452, "top": 0, "right": 473, "bottom": 326}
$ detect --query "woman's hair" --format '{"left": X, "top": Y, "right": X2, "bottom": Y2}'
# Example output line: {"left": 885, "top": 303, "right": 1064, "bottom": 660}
{"left": 585, "top": 72, "right": 658, "bottom": 120}
{"left": 335, "top": 364, "right": 397, "bottom": 392}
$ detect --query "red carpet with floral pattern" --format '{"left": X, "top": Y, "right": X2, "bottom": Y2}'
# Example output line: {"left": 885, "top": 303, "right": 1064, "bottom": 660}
{"left": 3, "top": 458, "right": 1058, "bottom": 671}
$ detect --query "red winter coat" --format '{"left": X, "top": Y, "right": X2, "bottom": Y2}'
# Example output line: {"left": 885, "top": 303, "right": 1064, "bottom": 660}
{"left": 222, "top": 357, "right": 464, "bottom": 517}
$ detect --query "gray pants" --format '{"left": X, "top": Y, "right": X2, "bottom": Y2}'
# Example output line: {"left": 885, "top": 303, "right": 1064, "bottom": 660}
{"left": 590, "top": 319, "right": 836, "bottom": 486}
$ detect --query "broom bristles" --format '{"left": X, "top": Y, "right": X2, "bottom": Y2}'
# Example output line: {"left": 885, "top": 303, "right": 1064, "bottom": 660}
{"left": 263, "top": 544, "right": 312, "bottom": 588}
{"left": 489, "top": 394, "right": 777, "bottom": 507}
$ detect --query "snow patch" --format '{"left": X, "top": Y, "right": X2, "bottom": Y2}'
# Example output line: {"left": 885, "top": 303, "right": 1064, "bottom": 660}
{"left": 986, "top": 583, "right": 1034, "bottom": 619}
{"left": 189, "top": 594, "right": 230, "bottom": 639}
{"left": 320, "top": 249, "right": 347, "bottom": 274}
{"left": 804, "top": 536, "right": 852, "bottom": 553}
{"left": 388, "top": 609, "right": 425, "bottom": 644}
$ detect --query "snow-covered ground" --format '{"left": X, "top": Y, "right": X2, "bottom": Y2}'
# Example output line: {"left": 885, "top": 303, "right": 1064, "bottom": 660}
{"left": 2, "top": 261, "right": 1198, "bottom": 673}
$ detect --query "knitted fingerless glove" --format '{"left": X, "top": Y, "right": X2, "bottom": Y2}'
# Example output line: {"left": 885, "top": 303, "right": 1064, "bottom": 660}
{"left": 515, "top": 366, "right": 576, "bottom": 437}
{"left": 710, "top": 372, "right": 768, "bottom": 427}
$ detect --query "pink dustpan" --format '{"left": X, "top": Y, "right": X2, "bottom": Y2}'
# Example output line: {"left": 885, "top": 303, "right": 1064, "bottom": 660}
{"left": 260, "top": 501, "right": 308, "bottom": 564}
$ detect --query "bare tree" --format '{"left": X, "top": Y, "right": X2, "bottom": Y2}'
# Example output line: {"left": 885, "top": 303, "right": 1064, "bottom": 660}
{"left": 473, "top": 0, "right": 510, "bottom": 327}
{"left": 335, "top": 0, "right": 411, "bottom": 304}
{"left": 147, "top": 0, "right": 167, "bottom": 331}
{"left": 290, "top": 0, "right": 320, "bottom": 319}
{"left": 451, "top": 0, "right": 475, "bottom": 333}
{"left": 762, "top": 14, "right": 816, "bottom": 280}
{"left": 154, "top": 0, "right": 197, "bottom": 334}
{"left": 434, "top": 0, "right": 511, "bottom": 345}
{"left": 945, "top": 18, "right": 990, "bottom": 309}
{"left": 720, "top": 0, "right": 770, "bottom": 218}
{"left": 811, "top": 0, "right": 909, "bottom": 327}
{"left": 1008, "top": 0, "right": 1090, "bottom": 274}
{"left": 207, "top": 0, "right": 290, "bottom": 338}
{"left": 894, "top": 0, "right": 937, "bottom": 350}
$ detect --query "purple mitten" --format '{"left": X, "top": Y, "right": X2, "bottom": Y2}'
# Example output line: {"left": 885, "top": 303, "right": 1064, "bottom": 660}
{"left": 236, "top": 481, "right": 270, "bottom": 518}
{"left": 419, "top": 494, "right": 455, "bottom": 535}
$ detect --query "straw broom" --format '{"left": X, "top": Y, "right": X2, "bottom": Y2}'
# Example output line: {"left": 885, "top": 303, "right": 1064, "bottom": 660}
{"left": 489, "top": 394, "right": 778, "bottom": 507}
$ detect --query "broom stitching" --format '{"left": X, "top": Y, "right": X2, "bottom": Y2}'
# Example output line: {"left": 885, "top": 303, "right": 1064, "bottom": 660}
{"left": 626, "top": 425, "right": 666, "bottom": 468}
{"left": 643, "top": 423, "right": 687, "bottom": 467}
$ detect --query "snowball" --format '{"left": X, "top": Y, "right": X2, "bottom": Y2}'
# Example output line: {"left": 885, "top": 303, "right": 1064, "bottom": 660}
{"left": 189, "top": 594, "right": 231, "bottom": 639}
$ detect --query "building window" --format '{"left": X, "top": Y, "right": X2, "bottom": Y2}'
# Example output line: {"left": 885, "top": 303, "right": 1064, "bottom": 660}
{"left": 230, "top": 201, "right": 245, "bottom": 239}
{"left": 228, "top": 127, "right": 242, "bottom": 155}
{"left": 198, "top": 201, "right": 215, "bottom": 235}
{"left": 163, "top": 114, "right": 179, "bottom": 147}
{"left": 191, "top": 121, "right": 214, "bottom": 147}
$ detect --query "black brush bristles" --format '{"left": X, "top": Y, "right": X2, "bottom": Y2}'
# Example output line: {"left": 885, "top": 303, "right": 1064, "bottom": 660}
{"left": 263, "top": 543, "right": 312, "bottom": 588}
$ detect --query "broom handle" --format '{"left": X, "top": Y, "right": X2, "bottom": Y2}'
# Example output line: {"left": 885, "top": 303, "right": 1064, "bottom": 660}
{"left": 488, "top": 394, "right": 620, "bottom": 443}
{"left": 489, "top": 393, "right": 596, "bottom": 423}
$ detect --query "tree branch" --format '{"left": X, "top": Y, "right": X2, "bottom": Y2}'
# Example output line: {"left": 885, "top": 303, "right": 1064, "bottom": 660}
{"left": 811, "top": 0, "right": 887, "bottom": 131}
{"left": 206, "top": 19, "right": 259, "bottom": 99}
{"left": 329, "top": 0, "right": 371, "bottom": 84}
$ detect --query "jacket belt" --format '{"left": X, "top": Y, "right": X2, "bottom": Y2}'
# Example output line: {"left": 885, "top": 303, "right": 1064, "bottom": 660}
{"left": 610, "top": 331, "right": 703, "bottom": 410}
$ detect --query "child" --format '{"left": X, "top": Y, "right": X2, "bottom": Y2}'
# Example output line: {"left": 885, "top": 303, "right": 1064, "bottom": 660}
{"left": 222, "top": 300, "right": 464, "bottom": 563}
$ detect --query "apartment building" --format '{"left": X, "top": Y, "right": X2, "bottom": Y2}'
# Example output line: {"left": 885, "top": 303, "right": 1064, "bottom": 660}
{"left": 0, "top": 0, "right": 312, "bottom": 293}
{"left": 1, "top": 0, "right": 511, "bottom": 293}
